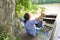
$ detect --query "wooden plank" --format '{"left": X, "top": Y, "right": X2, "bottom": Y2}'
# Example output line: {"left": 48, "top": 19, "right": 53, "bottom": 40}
{"left": 43, "top": 17, "right": 56, "bottom": 20}
{"left": 50, "top": 21, "right": 56, "bottom": 40}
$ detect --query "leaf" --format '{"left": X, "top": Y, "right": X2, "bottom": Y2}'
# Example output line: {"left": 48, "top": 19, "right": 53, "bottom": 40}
{"left": 40, "top": 7, "right": 46, "bottom": 12}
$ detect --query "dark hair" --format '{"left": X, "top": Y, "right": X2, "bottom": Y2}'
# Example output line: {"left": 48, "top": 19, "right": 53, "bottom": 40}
{"left": 24, "top": 13, "right": 30, "bottom": 23}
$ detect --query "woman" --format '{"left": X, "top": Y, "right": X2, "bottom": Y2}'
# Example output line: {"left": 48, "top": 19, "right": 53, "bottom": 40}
{"left": 15, "top": 11, "right": 45, "bottom": 36}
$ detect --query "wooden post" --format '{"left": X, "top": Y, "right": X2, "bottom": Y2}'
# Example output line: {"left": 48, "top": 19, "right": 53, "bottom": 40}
{"left": 50, "top": 21, "right": 56, "bottom": 40}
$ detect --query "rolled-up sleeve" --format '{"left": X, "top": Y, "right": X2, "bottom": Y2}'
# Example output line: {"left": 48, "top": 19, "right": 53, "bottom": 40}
{"left": 19, "top": 18, "right": 25, "bottom": 22}
{"left": 30, "top": 19, "right": 39, "bottom": 24}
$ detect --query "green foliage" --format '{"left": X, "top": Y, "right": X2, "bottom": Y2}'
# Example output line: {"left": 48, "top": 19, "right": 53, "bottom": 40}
{"left": 30, "top": 4, "right": 38, "bottom": 14}
{"left": 16, "top": 0, "right": 32, "bottom": 18}
{"left": 32, "top": 4, "right": 38, "bottom": 10}
{"left": 4, "top": 36, "right": 9, "bottom": 40}
{"left": 0, "top": 26, "right": 9, "bottom": 40}
{"left": 20, "top": 0, "right": 31, "bottom": 11}
{"left": 15, "top": 0, "right": 39, "bottom": 18}
{"left": 40, "top": 7, "right": 46, "bottom": 12}
{"left": 16, "top": 35, "right": 22, "bottom": 40}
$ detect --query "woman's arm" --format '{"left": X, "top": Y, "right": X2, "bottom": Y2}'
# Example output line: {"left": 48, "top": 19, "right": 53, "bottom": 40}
{"left": 15, "top": 13, "right": 25, "bottom": 22}
{"left": 35, "top": 11, "right": 46, "bottom": 21}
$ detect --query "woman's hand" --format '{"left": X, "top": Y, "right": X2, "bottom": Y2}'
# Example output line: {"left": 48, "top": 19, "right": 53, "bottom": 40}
{"left": 41, "top": 11, "right": 46, "bottom": 17}
{"left": 35, "top": 11, "right": 46, "bottom": 21}
{"left": 41, "top": 13, "right": 46, "bottom": 17}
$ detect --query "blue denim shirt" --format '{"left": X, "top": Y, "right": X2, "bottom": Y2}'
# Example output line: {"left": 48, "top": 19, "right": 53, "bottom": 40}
{"left": 19, "top": 18, "right": 39, "bottom": 36}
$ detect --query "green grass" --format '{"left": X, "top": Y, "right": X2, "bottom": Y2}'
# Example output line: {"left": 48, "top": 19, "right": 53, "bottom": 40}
{"left": 16, "top": 35, "right": 22, "bottom": 40}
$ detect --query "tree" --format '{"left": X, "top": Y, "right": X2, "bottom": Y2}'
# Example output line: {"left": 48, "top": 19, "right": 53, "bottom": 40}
{"left": 0, "top": 0, "right": 16, "bottom": 40}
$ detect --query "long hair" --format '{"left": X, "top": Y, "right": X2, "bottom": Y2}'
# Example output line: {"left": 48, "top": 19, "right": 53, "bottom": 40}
{"left": 24, "top": 13, "right": 30, "bottom": 23}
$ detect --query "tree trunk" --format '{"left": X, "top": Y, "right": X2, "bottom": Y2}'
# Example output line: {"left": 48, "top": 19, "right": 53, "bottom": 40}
{"left": 0, "top": 0, "right": 16, "bottom": 40}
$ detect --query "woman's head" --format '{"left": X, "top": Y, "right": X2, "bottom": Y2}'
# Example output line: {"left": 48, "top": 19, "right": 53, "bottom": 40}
{"left": 24, "top": 13, "right": 30, "bottom": 23}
